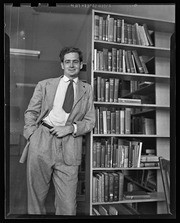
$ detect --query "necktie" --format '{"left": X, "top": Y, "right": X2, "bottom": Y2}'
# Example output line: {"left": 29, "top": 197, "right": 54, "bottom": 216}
{"left": 62, "top": 79, "right": 74, "bottom": 113}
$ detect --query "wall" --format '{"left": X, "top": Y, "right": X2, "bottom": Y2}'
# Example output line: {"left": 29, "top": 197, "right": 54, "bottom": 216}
{"left": 4, "top": 3, "right": 175, "bottom": 146}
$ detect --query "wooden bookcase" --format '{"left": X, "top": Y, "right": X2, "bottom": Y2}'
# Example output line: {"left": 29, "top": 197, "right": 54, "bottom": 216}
{"left": 85, "top": 9, "right": 174, "bottom": 215}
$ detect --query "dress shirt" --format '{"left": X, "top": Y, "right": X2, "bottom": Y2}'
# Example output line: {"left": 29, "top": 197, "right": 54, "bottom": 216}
{"left": 43, "top": 75, "right": 78, "bottom": 134}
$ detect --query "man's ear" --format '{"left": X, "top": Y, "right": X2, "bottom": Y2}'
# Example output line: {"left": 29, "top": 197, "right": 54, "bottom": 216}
{"left": 80, "top": 62, "right": 83, "bottom": 70}
{"left": 61, "top": 62, "right": 64, "bottom": 70}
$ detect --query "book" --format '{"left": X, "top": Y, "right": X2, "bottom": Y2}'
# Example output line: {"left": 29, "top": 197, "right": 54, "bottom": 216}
{"left": 108, "top": 16, "right": 114, "bottom": 42}
{"left": 108, "top": 173, "right": 114, "bottom": 202}
{"left": 108, "top": 205, "right": 118, "bottom": 215}
{"left": 139, "top": 56, "right": 149, "bottom": 74}
{"left": 127, "top": 23, "right": 133, "bottom": 44}
{"left": 118, "top": 171, "right": 124, "bottom": 200}
{"left": 92, "top": 176, "right": 97, "bottom": 202}
{"left": 99, "top": 16, "right": 103, "bottom": 41}
{"left": 103, "top": 172, "right": 109, "bottom": 202}
{"left": 99, "top": 205, "right": 108, "bottom": 215}
{"left": 124, "top": 107, "right": 131, "bottom": 134}
{"left": 116, "top": 19, "right": 121, "bottom": 42}
{"left": 113, "top": 19, "right": 117, "bottom": 42}
{"left": 96, "top": 141, "right": 101, "bottom": 167}
{"left": 143, "top": 117, "right": 155, "bottom": 135}
{"left": 97, "top": 76, "right": 101, "bottom": 101}
{"left": 124, "top": 190, "right": 151, "bottom": 199}
{"left": 112, "top": 48, "right": 117, "bottom": 72}
{"left": 105, "top": 79, "right": 110, "bottom": 102}
{"left": 94, "top": 15, "right": 99, "bottom": 40}
{"left": 119, "top": 109, "right": 125, "bottom": 134}
{"left": 143, "top": 23, "right": 154, "bottom": 46}
{"left": 92, "top": 207, "right": 100, "bottom": 215}
{"left": 127, "top": 50, "right": 135, "bottom": 73}
{"left": 114, "top": 78, "right": 119, "bottom": 102}
{"left": 132, "top": 50, "right": 144, "bottom": 73}
{"left": 100, "top": 77, "right": 105, "bottom": 101}
{"left": 109, "top": 78, "right": 114, "bottom": 102}
{"left": 93, "top": 141, "right": 97, "bottom": 167}
{"left": 112, "top": 172, "right": 119, "bottom": 201}
{"left": 118, "top": 98, "right": 141, "bottom": 104}
{"left": 125, "top": 50, "right": 131, "bottom": 73}
{"left": 100, "top": 139, "right": 106, "bottom": 167}
{"left": 103, "top": 48, "right": 108, "bottom": 71}
{"left": 108, "top": 51, "right": 112, "bottom": 71}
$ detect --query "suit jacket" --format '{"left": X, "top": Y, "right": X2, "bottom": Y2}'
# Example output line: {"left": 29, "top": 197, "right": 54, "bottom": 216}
{"left": 19, "top": 75, "right": 95, "bottom": 165}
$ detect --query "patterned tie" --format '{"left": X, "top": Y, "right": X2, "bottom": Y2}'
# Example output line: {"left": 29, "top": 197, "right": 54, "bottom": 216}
{"left": 62, "top": 79, "right": 74, "bottom": 113}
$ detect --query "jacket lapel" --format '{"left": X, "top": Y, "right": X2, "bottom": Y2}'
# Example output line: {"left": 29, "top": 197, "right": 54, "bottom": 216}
{"left": 73, "top": 80, "right": 86, "bottom": 108}
{"left": 46, "top": 76, "right": 62, "bottom": 110}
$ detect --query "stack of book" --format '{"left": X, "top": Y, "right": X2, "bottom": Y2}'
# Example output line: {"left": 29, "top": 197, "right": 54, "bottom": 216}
{"left": 92, "top": 139, "right": 143, "bottom": 168}
{"left": 94, "top": 76, "right": 144, "bottom": 102}
{"left": 94, "top": 48, "right": 151, "bottom": 74}
{"left": 92, "top": 171, "right": 124, "bottom": 203}
{"left": 94, "top": 14, "right": 154, "bottom": 46}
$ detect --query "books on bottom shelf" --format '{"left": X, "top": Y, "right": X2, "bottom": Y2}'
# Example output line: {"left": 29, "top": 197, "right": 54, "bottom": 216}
{"left": 92, "top": 204, "right": 139, "bottom": 215}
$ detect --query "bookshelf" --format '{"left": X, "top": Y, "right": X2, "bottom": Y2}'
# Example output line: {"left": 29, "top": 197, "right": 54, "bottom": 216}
{"left": 86, "top": 9, "right": 174, "bottom": 215}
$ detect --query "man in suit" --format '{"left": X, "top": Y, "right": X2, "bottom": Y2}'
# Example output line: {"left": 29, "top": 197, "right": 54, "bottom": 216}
{"left": 20, "top": 47, "right": 95, "bottom": 215}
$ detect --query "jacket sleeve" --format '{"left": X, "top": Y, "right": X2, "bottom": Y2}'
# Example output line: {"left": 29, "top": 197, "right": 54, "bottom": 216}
{"left": 73, "top": 85, "right": 95, "bottom": 137}
{"left": 23, "top": 82, "right": 43, "bottom": 140}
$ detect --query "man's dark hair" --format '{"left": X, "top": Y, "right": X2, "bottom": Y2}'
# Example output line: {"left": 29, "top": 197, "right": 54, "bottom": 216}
{"left": 59, "top": 47, "right": 83, "bottom": 62}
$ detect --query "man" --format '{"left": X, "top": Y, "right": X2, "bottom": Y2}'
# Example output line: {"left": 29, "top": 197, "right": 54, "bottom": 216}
{"left": 19, "top": 47, "right": 95, "bottom": 215}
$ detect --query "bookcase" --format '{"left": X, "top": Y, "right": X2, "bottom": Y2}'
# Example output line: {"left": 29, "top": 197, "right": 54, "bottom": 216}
{"left": 85, "top": 9, "right": 174, "bottom": 216}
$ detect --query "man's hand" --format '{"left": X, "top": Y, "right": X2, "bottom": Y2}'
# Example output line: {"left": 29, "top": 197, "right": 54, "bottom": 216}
{"left": 49, "top": 125, "right": 73, "bottom": 138}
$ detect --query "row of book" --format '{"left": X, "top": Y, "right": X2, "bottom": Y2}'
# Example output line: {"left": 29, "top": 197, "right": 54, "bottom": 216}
{"left": 92, "top": 170, "right": 154, "bottom": 203}
{"left": 94, "top": 14, "right": 154, "bottom": 46}
{"left": 92, "top": 171, "right": 125, "bottom": 202}
{"left": 92, "top": 138, "right": 142, "bottom": 168}
{"left": 94, "top": 77, "right": 144, "bottom": 102}
{"left": 94, "top": 48, "right": 151, "bottom": 74}
{"left": 94, "top": 106, "right": 156, "bottom": 135}
{"left": 92, "top": 203, "right": 137, "bottom": 215}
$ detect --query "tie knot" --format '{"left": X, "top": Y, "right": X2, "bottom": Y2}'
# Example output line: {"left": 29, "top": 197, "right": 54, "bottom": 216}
{"left": 69, "top": 79, "right": 74, "bottom": 83}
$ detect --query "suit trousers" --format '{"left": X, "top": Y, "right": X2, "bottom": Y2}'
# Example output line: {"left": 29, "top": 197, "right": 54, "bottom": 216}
{"left": 26, "top": 124, "right": 79, "bottom": 215}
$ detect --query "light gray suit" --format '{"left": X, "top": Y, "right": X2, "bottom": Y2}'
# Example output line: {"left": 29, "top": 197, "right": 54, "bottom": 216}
{"left": 20, "top": 76, "right": 95, "bottom": 215}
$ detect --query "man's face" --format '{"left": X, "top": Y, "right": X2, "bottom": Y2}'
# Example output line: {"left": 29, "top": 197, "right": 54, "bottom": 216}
{"left": 61, "top": 52, "right": 83, "bottom": 78}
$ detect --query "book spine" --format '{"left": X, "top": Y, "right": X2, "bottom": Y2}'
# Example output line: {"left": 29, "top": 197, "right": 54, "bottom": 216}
{"left": 113, "top": 19, "right": 117, "bottom": 42}
{"left": 125, "top": 50, "right": 131, "bottom": 73}
{"left": 94, "top": 15, "right": 99, "bottom": 40}
{"left": 99, "top": 16, "right": 103, "bottom": 41}
{"left": 114, "top": 78, "right": 119, "bottom": 102}
{"left": 132, "top": 50, "right": 144, "bottom": 73}
{"left": 100, "top": 142, "right": 105, "bottom": 168}
{"left": 108, "top": 173, "right": 114, "bottom": 202}
{"left": 109, "top": 78, "right": 114, "bottom": 102}
{"left": 96, "top": 141, "right": 101, "bottom": 167}
{"left": 143, "top": 23, "right": 154, "bottom": 46}
{"left": 127, "top": 23, "right": 133, "bottom": 44}
{"left": 117, "top": 19, "right": 121, "bottom": 42}
{"left": 108, "top": 17, "right": 114, "bottom": 42}
{"left": 118, "top": 171, "right": 124, "bottom": 200}
{"left": 112, "top": 48, "right": 117, "bottom": 72}
{"left": 103, "top": 48, "right": 108, "bottom": 71}
{"left": 139, "top": 56, "right": 149, "bottom": 74}
{"left": 108, "top": 51, "right": 112, "bottom": 71}
{"left": 100, "top": 77, "right": 105, "bottom": 102}
{"left": 125, "top": 107, "right": 131, "bottom": 134}
{"left": 102, "top": 18, "right": 106, "bottom": 41}
{"left": 93, "top": 141, "right": 97, "bottom": 167}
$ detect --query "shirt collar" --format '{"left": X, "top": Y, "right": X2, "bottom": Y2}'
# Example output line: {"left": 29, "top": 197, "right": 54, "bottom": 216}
{"left": 62, "top": 75, "right": 78, "bottom": 84}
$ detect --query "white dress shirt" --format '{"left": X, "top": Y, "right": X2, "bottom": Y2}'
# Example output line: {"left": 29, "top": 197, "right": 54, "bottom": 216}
{"left": 43, "top": 75, "right": 78, "bottom": 133}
